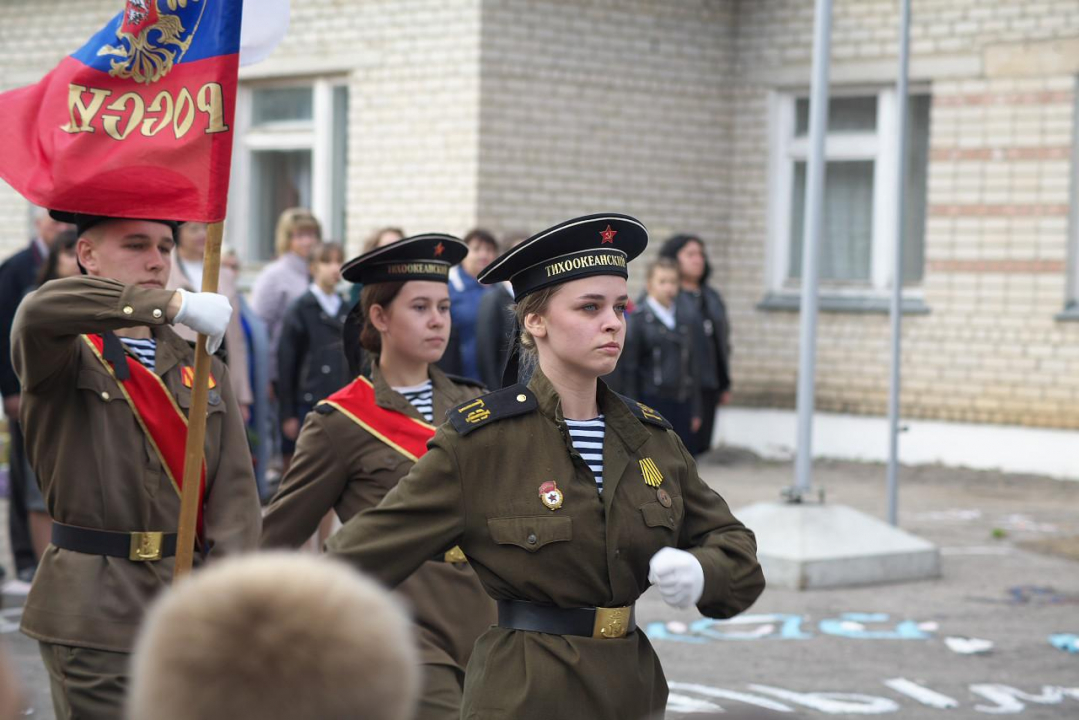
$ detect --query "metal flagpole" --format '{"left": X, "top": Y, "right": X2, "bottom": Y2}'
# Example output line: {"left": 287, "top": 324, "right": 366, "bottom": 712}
{"left": 886, "top": 0, "right": 913, "bottom": 526}
{"left": 791, "top": 0, "right": 834, "bottom": 500}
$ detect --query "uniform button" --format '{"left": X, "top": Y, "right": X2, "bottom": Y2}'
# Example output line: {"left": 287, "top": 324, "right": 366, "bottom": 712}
{"left": 321, "top": 365, "right": 331, "bottom": 374}
{"left": 122, "top": 305, "right": 134, "bottom": 315}
{"left": 304, "top": 393, "right": 314, "bottom": 402}
{"left": 152, "top": 308, "right": 163, "bottom": 319}
{"left": 526, "top": 533, "right": 538, "bottom": 545}
{"left": 668, "top": 515, "right": 675, "bottom": 524}
{"left": 614, "top": 549, "right": 621, "bottom": 558}
{"left": 516, "top": 394, "right": 527, "bottom": 403}
{"left": 100, "top": 391, "right": 110, "bottom": 401}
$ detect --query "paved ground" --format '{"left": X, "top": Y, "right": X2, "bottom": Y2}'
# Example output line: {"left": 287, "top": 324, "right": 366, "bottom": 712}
{"left": 2, "top": 451, "right": 1078, "bottom": 718}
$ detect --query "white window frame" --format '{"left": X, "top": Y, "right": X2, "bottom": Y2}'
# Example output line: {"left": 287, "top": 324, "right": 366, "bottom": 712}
{"left": 227, "top": 76, "right": 347, "bottom": 265}
{"left": 766, "top": 86, "right": 927, "bottom": 299}
{"left": 1064, "top": 75, "right": 1079, "bottom": 315}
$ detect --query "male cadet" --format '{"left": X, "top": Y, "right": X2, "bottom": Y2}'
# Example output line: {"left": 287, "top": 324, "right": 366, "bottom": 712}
{"left": 11, "top": 211, "right": 262, "bottom": 720}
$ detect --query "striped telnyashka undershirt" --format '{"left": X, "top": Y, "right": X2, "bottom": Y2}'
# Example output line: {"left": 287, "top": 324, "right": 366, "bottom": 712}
{"left": 565, "top": 415, "right": 605, "bottom": 493}
{"left": 119, "top": 337, "right": 157, "bottom": 372}
{"left": 395, "top": 380, "right": 434, "bottom": 423}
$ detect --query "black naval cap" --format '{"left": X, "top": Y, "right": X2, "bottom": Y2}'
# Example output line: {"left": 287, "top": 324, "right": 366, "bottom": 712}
{"left": 477, "top": 213, "right": 648, "bottom": 301}
{"left": 49, "top": 210, "right": 184, "bottom": 238}
{"left": 341, "top": 233, "right": 469, "bottom": 285}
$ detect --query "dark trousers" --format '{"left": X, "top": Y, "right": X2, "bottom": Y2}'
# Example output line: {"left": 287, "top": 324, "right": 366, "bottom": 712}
{"left": 7, "top": 418, "right": 37, "bottom": 573}
{"left": 39, "top": 642, "right": 128, "bottom": 720}
{"left": 692, "top": 388, "right": 722, "bottom": 457}
{"left": 640, "top": 394, "right": 694, "bottom": 454}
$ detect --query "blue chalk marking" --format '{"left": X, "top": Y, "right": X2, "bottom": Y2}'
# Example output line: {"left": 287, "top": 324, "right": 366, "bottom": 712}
{"left": 1049, "top": 634, "right": 1079, "bottom": 654}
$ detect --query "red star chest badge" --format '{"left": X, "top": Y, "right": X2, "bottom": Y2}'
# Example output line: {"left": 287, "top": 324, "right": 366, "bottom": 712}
{"left": 599, "top": 225, "right": 617, "bottom": 244}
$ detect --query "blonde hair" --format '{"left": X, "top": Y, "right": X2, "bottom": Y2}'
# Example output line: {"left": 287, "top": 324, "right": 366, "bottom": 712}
{"left": 274, "top": 208, "right": 322, "bottom": 257}
{"left": 512, "top": 285, "right": 560, "bottom": 368}
{"left": 126, "top": 554, "right": 418, "bottom": 720}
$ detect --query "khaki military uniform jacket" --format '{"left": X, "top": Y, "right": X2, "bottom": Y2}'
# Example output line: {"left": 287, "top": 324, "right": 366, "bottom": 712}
{"left": 12, "top": 277, "right": 262, "bottom": 653}
{"left": 261, "top": 364, "right": 495, "bottom": 670}
{"left": 328, "top": 366, "right": 765, "bottom": 720}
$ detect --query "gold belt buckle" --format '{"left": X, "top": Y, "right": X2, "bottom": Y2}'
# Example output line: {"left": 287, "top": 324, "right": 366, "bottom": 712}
{"left": 129, "top": 532, "right": 164, "bottom": 562}
{"left": 592, "top": 606, "right": 631, "bottom": 639}
{"left": 443, "top": 546, "right": 467, "bottom": 564}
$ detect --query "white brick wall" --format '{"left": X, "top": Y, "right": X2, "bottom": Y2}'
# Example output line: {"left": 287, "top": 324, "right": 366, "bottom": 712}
{"left": 475, "top": 0, "right": 736, "bottom": 294}
{"left": 730, "top": 0, "right": 1079, "bottom": 428}
{"left": 1, "top": 0, "right": 1077, "bottom": 430}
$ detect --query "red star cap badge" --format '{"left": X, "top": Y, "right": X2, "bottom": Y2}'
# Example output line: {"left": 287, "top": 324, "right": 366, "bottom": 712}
{"left": 434, "top": 241, "right": 445, "bottom": 257}
{"left": 600, "top": 225, "right": 617, "bottom": 244}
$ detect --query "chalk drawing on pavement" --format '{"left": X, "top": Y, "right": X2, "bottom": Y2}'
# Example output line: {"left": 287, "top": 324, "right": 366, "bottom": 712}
{"left": 970, "top": 585, "right": 1079, "bottom": 606}
{"left": 667, "top": 679, "right": 1079, "bottom": 715}
{"left": 1050, "top": 634, "right": 1079, "bottom": 654}
{"left": 943, "top": 636, "right": 994, "bottom": 655}
{"left": 646, "top": 612, "right": 933, "bottom": 644}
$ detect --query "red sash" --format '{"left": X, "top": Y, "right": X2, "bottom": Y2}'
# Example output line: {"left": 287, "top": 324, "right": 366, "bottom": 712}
{"left": 321, "top": 376, "right": 436, "bottom": 461}
{"left": 82, "top": 334, "right": 206, "bottom": 536}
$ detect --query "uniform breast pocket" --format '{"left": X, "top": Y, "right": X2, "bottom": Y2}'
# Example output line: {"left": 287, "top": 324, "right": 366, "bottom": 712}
{"left": 363, "top": 450, "right": 412, "bottom": 490}
{"left": 487, "top": 516, "right": 572, "bottom": 553}
{"left": 76, "top": 369, "right": 124, "bottom": 406}
{"left": 640, "top": 496, "right": 685, "bottom": 534}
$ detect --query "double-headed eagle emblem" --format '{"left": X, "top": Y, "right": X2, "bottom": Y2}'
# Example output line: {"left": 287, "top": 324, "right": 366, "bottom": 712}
{"left": 98, "top": 0, "right": 203, "bottom": 85}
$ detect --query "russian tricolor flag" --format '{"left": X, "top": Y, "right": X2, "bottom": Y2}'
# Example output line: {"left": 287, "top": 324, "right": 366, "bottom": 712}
{"left": 0, "top": 0, "right": 288, "bottom": 223}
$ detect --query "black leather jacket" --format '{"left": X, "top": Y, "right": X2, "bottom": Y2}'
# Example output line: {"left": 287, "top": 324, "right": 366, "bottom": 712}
{"left": 620, "top": 297, "right": 702, "bottom": 417}
{"left": 277, "top": 290, "right": 351, "bottom": 419}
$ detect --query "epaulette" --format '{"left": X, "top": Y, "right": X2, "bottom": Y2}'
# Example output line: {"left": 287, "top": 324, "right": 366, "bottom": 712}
{"left": 315, "top": 403, "right": 335, "bottom": 415}
{"left": 448, "top": 384, "right": 537, "bottom": 435}
{"left": 618, "top": 394, "right": 673, "bottom": 430}
{"left": 444, "top": 373, "right": 487, "bottom": 392}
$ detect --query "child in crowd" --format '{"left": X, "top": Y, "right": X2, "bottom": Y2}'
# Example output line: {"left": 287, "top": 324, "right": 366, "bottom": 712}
{"left": 277, "top": 242, "right": 350, "bottom": 455}
{"left": 620, "top": 257, "right": 702, "bottom": 449}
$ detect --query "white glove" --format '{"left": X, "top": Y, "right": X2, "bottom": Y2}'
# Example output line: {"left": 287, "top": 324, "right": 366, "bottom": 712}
{"left": 648, "top": 547, "right": 705, "bottom": 609}
{"left": 173, "top": 288, "right": 232, "bottom": 355}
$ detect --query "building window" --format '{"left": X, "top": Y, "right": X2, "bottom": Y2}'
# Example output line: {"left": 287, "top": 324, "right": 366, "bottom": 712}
{"left": 1064, "top": 75, "right": 1079, "bottom": 318}
{"left": 228, "top": 79, "right": 349, "bottom": 263}
{"left": 768, "top": 89, "right": 930, "bottom": 296}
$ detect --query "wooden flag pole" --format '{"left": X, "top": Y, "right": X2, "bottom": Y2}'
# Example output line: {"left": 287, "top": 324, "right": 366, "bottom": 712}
{"left": 173, "top": 220, "right": 224, "bottom": 582}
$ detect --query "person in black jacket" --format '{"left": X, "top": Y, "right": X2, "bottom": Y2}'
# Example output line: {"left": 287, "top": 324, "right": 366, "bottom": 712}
{"left": 0, "top": 208, "right": 72, "bottom": 582}
{"left": 278, "top": 242, "right": 350, "bottom": 468}
{"left": 474, "top": 231, "right": 528, "bottom": 388}
{"left": 620, "top": 258, "right": 701, "bottom": 449}
{"left": 659, "top": 234, "right": 732, "bottom": 456}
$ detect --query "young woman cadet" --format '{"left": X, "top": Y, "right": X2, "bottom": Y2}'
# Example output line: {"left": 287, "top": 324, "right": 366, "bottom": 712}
{"left": 327, "top": 214, "right": 765, "bottom": 720}
{"left": 260, "top": 234, "right": 496, "bottom": 720}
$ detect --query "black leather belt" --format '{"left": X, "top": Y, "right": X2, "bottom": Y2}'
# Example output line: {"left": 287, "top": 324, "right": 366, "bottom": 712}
{"left": 497, "top": 600, "right": 636, "bottom": 639}
{"left": 51, "top": 522, "right": 177, "bottom": 562}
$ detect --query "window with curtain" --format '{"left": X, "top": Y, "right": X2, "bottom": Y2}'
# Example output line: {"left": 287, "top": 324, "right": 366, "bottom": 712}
{"left": 773, "top": 91, "right": 931, "bottom": 293}
{"left": 234, "top": 80, "right": 349, "bottom": 262}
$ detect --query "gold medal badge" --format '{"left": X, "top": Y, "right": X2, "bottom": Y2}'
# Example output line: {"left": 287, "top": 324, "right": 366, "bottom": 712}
{"left": 539, "top": 481, "right": 564, "bottom": 511}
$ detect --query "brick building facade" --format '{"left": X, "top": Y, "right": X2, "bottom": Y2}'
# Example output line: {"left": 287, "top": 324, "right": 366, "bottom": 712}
{"left": 1, "top": 1, "right": 1078, "bottom": 444}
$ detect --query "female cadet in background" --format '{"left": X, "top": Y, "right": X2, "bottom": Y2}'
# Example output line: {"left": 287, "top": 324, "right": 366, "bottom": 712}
{"left": 260, "top": 235, "right": 496, "bottom": 720}
{"left": 327, "top": 214, "right": 765, "bottom": 720}
{"left": 659, "top": 233, "right": 731, "bottom": 456}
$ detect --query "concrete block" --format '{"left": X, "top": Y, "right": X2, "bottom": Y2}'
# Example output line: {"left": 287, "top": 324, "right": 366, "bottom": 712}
{"left": 736, "top": 502, "right": 942, "bottom": 590}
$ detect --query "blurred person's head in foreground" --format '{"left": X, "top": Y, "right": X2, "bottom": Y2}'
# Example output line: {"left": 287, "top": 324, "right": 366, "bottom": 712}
{"left": 126, "top": 553, "right": 418, "bottom": 720}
